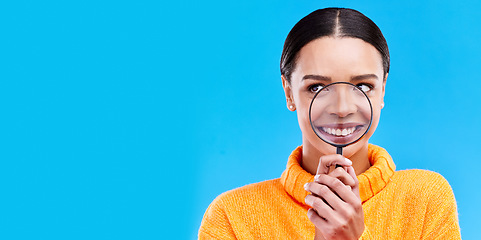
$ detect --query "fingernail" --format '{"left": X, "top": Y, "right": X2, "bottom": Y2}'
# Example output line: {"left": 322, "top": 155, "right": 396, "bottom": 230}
{"left": 314, "top": 174, "right": 320, "bottom": 181}
{"left": 304, "top": 183, "right": 308, "bottom": 190}
{"left": 305, "top": 196, "right": 312, "bottom": 206}
{"left": 345, "top": 157, "right": 352, "bottom": 165}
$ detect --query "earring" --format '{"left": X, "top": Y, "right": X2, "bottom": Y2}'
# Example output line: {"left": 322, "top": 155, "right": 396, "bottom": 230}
{"left": 381, "top": 103, "right": 385, "bottom": 108}
{"left": 289, "top": 105, "right": 295, "bottom": 110}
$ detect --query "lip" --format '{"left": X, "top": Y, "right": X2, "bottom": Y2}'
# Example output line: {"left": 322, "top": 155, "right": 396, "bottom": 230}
{"left": 314, "top": 123, "right": 367, "bottom": 145}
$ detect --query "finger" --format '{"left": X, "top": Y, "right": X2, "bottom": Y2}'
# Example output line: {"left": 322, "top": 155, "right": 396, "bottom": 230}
{"left": 314, "top": 174, "right": 359, "bottom": 206}
{"left": 346, "top": 166, "right": 360, "bottom": 197}
{"left": 346, "top": 165, "right": 358, "bottom": 184}
{"left": 329, "top": 167, "right": 356, "bottom": 188}
{"left": 305, "top": 182, "right": 347, "bottom": 211}
{"left": 307, "top": 208, "right": 328, "bottom": 227}
{"left": 305, "top": 194, "right": 336, "bottom": 220}
{"left": 316, "top": 154, "right": 352, "bottom": 175}
{"left": 308, "top": 208, "right": 340, "bottom": 240}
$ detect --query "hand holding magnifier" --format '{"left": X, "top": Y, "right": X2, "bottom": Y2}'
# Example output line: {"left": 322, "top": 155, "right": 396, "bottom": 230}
{"left": 309, "top": 82, "right": 373, "bottom": 167}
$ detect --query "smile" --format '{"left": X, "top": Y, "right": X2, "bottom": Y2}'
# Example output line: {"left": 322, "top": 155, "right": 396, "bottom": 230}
{"left": 313, "top": 123, "right": 366, "bottom": 145}
{"left": 318, "top": 123, "right": 366, "bottom": 137}
{"left": 321, "top": 127, "right": 356, "bottom": 136}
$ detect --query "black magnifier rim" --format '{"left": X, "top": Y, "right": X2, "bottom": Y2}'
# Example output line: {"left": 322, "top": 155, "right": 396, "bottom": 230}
{"left": 308, "top": 81, "right": 373, "bottom": 148}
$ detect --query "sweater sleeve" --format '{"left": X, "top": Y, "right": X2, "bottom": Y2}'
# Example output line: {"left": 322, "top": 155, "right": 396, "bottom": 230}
{"left": 198, "top": 195, "right": 237, "bottom": 240}
{"left": 421, "top": 173, "right": 461, "bottom": 240}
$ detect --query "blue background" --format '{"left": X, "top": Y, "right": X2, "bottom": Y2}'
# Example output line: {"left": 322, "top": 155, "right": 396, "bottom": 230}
{"left": 1, "top": 0, "right": 480, "bottom": 239}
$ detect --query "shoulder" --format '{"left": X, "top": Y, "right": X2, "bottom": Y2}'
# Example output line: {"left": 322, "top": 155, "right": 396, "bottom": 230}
{"left": 211, "top": 178, "right": 284, "bottom": 208}
{"left": 203, "top": 178, "right": 283, "bottom": 213}
{"left": 393, "top": 169, "right": 451, "bottom": 189}
{"left": 199, "top": 179, "right": 284, "bottom": 238}
{"left": 390, "top": 169, "right": 455, "bottom": 203}
{"left": 390, "top": 170, "right": 460, "bottom": 238}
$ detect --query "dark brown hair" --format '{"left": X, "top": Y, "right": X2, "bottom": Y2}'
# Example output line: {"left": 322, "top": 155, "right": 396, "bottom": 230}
{"left": 280, "top": 8, "right": 390, "bottom": 82}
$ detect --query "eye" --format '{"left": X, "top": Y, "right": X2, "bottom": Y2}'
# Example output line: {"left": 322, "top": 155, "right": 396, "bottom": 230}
{"left": 308, "top": 84, "right": 324, "bottom": 93}
{"left": 356, "top": 83, "right": 373, "bottom": 93}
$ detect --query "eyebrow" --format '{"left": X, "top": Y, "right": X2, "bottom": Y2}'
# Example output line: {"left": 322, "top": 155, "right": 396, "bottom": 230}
{"left": 351, "top": 74, "right": 379, "bottom": 81}
{"left": 301, "top": 74, "right": 378, "bottom": 81}
{"left": 302, "top": 75, "right": 331, "bottom": 81}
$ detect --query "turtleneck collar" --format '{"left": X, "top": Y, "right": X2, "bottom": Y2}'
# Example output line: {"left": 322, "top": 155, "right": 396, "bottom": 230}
{"left": 280, "top": 144, "right": 396, "bottom": 205}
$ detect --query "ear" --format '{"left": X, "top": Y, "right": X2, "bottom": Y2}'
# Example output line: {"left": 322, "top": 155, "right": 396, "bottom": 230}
{"left": 381, "top": 73, "right": 388, "bottom": 109}
{"left": 281, "top": 75, "right": 296, "bottom": 111}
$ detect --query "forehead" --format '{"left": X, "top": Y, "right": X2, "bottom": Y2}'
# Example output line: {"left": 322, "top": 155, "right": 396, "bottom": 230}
{"left": 293, "top": 37, "right": 383, "bottom": 79}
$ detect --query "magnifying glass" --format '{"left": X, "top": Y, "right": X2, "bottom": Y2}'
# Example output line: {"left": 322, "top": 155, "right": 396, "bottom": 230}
{"left": 309, "top": 82, "right": 373, "bottom": 161}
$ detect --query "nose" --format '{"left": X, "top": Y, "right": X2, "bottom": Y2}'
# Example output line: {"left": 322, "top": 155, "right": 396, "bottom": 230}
{"left": 327, "top": 86, "right": 357, "bottom": 118}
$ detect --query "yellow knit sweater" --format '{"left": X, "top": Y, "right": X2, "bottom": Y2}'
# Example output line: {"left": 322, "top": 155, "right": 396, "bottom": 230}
{"left": 199, "top": 145, "right": 461, "bottom": 239}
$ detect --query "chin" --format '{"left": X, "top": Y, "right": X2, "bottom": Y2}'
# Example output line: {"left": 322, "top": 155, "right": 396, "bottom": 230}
{"left": 342, "top": 140, "right": 369, "bottom": 158}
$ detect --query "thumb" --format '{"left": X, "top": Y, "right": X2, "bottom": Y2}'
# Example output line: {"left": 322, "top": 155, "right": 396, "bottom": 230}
{"left": 316, "top": 154, "right": 352, "bottom": 175}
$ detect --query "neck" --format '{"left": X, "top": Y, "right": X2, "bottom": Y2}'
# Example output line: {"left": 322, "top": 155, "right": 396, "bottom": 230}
{"left": 300, "top": 137, "right": 371, "bottom": 176}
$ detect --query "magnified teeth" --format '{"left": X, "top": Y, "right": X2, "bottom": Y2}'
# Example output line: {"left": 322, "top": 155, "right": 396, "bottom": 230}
{"left": 321, "top": 127, "right": 357, "bottom": 136}
{"left": 348, "top": 127, "right": 354, "bottom": 134}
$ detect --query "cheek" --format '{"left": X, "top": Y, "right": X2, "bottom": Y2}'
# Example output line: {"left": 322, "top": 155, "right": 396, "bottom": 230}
{"left": 367, "top": 109, "right": 381, "bottom": 135}
{"left": 296, "top": 102, "right": 312, "bottom": 133}
{"left": 364, "top": 94, "right": 384, "bottom": 138}
{"left": 295, "top": 96, "right": 320, "bottom": 137}
{"left": 292, "top": 91, "right": 312, "bottom": 121}
{"left": 295, "top": 96, "right": 334, "bottom": 148}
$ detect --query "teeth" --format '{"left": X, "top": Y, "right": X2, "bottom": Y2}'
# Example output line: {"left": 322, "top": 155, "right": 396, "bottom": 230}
{"left": 322, "top": 127, "right": 330, "bottom": 135}
{"left": 322, "top": 127, "right": 357, "bottom": 136}
{"left": 336, "top": 129, "right": 342, "bottom": 135}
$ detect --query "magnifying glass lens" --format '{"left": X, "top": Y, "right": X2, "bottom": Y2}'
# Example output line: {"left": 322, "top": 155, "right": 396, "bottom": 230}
{"left": 309, "top": 82, "right": 373, "bottom": 148}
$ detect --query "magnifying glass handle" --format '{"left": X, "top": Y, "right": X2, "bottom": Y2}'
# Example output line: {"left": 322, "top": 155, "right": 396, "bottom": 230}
{"left": 336, "top": 147, "right": 343, "bottom": 168}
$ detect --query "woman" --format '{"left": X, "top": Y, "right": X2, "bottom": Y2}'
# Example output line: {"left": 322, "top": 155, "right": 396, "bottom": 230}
{"left": 199, "top": 8, "right": 461, "bottom": 239}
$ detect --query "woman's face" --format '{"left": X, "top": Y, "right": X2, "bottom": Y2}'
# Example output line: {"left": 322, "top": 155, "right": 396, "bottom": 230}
{"left": 282, "top": 37, "right": 386, "bottom": 157}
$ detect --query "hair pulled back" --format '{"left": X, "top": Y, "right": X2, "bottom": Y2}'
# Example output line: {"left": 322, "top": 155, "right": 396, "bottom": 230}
{"left": 280, "top": 8, "right": 390, "bottom": 82}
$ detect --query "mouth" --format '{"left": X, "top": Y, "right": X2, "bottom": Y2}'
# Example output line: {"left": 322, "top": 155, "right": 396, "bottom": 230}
{"left": 320, "top": 125, "right": 362, "bottom": 137}
{"left": 314, "top": 123, "right": 366, "bottom": 145}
